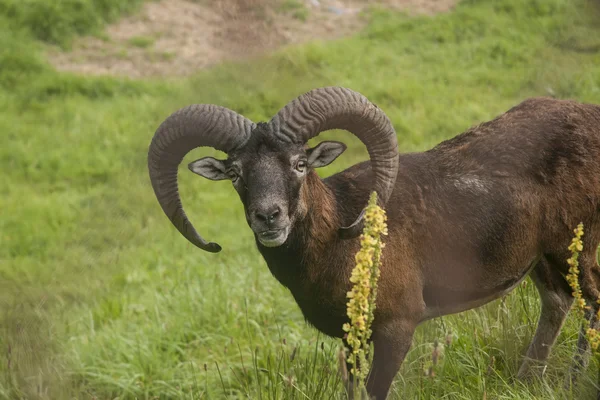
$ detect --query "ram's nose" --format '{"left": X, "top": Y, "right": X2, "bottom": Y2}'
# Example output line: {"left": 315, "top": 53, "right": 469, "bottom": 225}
{"left": 254, "top": 206, "right": 281, "bottom": 228}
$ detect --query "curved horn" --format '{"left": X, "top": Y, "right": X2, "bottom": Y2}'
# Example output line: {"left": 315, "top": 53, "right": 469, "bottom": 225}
{"left": 268, "top": 87, "right": 399, "bottom": 239}
{"left": 148, "top": 105, "right": 255, "bottom": 253}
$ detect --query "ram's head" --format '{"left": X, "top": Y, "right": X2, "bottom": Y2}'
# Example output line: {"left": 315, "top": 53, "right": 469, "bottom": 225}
{"left": 148, "top": 87, "right": 399, "bottom": 252}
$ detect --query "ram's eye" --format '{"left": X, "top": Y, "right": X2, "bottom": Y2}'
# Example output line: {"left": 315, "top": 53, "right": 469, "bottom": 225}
{"left": 227, "top": 170, "right": 239, "bottom": 182}
{"left": 296, "top": 160, "right": 307, "bottom": 173}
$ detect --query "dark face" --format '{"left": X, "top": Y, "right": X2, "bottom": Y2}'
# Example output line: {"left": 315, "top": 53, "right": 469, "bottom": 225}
{"left": 189, "top": 130, "right": 346, "bottom": 247}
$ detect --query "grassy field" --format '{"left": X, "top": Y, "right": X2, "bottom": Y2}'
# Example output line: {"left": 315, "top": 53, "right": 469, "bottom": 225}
{"left": 2, "top": 0, "right": 600, "bottom": 398}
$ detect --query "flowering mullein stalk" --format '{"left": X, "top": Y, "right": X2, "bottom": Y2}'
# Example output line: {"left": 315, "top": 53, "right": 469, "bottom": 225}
{"left": 565, "top": 223, "right": 600, "bottom": 351}
{"left": 566, "top": 223, "right": 586, "bottom": 316}
{"left": 342, "top": 192, "right": 388, "bottom": 388}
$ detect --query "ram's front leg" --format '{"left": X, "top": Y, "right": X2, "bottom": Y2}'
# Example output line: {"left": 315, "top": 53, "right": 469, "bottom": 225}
{"left": 366, "top": 319, "right": 418, "bottom": 400}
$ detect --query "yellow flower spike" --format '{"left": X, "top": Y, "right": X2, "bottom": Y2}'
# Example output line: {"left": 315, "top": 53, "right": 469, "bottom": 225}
{"left": 566, "top": 223, "right": 585, "bottom": 315}
{"left": 343, "top": 192, "right": 387, "bottom": 387}
{"left": 565, "top": 223, "right": 600, "bottom": 358}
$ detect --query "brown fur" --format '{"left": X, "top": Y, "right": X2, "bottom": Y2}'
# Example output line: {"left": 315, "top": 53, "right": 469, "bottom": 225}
{"left": 254, "top": 97, "right": 600, "bottom": 399}
{"left": 297, "top": 172, "right": 339, "bottom": 264}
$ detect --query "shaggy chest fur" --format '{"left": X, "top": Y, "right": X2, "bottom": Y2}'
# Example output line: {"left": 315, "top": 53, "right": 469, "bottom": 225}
{"left": 257, "top": 237, "right": 353, "bottom": 338}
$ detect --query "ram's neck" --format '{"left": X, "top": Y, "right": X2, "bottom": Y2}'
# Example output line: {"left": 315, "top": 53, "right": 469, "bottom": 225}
{"left": 256, "top": 171, "right": 341, "bottom": 288}
{"left": 297, "top": 171, "right": 340, "bottom": 261}
{"left": 255, "top": 170, "right": 364, "bottom": 337}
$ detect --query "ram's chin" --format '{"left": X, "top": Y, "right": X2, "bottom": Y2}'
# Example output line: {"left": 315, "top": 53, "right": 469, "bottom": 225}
{"left": 257, "top": 227, "right": 289, "bottom": 247}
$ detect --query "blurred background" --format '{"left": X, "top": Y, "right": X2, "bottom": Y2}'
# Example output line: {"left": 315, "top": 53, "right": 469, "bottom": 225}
{"left": 1, "top": 0, "right": 600, "bottom": 398}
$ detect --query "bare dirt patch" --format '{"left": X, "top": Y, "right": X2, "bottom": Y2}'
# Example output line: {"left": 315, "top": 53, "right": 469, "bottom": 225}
{"left": 48, "top": 0, "right": 457, "bottom": 78}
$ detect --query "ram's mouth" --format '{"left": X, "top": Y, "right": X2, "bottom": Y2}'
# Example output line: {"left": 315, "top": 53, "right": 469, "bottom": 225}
{"left": 257, "top": 227, "right": 289, "bottom": 247}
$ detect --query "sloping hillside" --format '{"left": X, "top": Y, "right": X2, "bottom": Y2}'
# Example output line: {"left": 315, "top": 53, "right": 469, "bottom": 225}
{"left": 48, "top": 0, "right": 457, "bottom": 77}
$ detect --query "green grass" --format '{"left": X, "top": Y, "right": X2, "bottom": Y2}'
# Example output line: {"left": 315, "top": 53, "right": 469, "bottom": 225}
{"left": 2, "top": 0, "right": 600, "bottom": 398}
{"left": 0, "top": 0, "right": 146, "bottom": 46}
{"left": 128, "top": 35, "right": 154, "bottom": 48}
{"left": 279, "top": 0, "right": 309, "bottom": 21}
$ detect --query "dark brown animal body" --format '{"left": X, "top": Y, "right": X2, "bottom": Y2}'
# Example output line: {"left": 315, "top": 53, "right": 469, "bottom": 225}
{"left": 260, "top": 98, "right": 600, "bottom": 397}
{"left": 148, "top": 89, "right": 600, "bottom": 399}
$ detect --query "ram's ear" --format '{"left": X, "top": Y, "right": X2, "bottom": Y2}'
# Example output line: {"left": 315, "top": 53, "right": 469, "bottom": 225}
{"left": 188, "top": 157, "right": 228, "bottom": 181}
{"left": 307, "top": 141, "right": 347, "bottom": 168}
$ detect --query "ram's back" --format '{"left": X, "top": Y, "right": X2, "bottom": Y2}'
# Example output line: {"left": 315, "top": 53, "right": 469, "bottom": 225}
{"left": 432, "top": 98, "right": 594, "bottom": 175}
{"left": 331, "top": 97, "right": 600, "bottom": 226}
